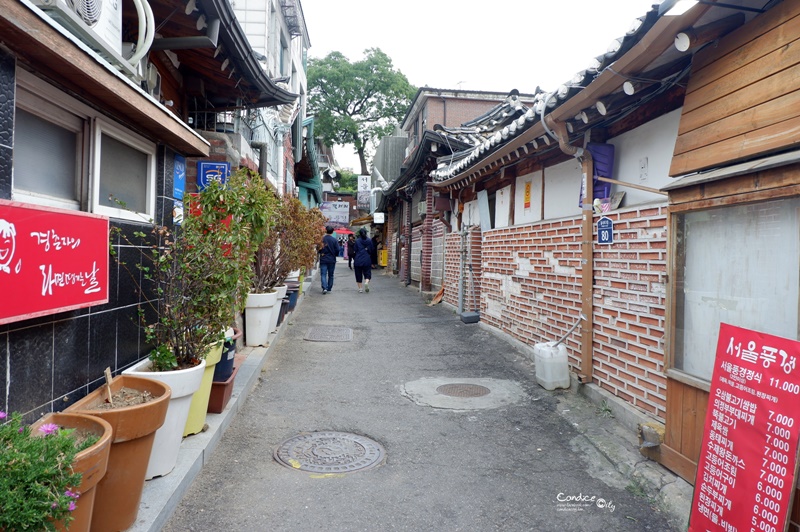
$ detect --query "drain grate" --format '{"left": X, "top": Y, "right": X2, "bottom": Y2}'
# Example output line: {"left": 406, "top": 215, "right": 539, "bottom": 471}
{"left": 304, "top": 326, "right": 353, "bottom": 342}
{"left": 436, "top": 383, "right": 491, "bottom": 398}
{"left": 274, "top": 431, "right": 386, "bottom": 474}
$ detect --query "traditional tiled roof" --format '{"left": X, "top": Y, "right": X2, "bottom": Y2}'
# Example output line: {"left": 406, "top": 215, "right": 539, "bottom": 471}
{"left": 430, "top": 7, "right": 660, "bottom": 182}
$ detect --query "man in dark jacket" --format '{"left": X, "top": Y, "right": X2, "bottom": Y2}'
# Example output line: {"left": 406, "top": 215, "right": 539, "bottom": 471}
{"left": 319, "top": 226, "right": 340, "bottom": 294}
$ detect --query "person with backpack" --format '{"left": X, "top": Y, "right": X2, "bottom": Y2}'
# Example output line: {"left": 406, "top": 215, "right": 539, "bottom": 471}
{"left": 318, "top": 226, "right": 340, "bottom": 294}
{"left": 353, "top": 227, "right": 375, "bottom": 293}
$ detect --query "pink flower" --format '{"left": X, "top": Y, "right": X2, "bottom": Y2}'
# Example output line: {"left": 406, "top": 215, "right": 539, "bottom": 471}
{"left": 0, "top": 411, "right": 6, "bottom": 419}
{"left": 68, "top": 501, "right": 76, "bottom": 512}
{"left": 65, "top": 490, "right": 79, "bottom": 499}
{"left": 38, "top": 423, "right": 59, "bottom": 436}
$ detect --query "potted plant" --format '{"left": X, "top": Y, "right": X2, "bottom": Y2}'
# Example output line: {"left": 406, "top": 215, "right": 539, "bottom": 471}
{"left": 65, "top": 374, "right": 171, "bottom": 531}
{"left": 246, "top": 197, "right": 325, "bottom": 344}
{"left": 0, "top": 410, "right": 112, "bottom": 532}
{"left": 116, "top": 168, "right": 278, "bottom": 471}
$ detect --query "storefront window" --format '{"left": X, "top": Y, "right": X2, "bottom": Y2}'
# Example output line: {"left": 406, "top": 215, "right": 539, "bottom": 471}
{"left": 673, "top": 198, "right": 800, "bottom": 380}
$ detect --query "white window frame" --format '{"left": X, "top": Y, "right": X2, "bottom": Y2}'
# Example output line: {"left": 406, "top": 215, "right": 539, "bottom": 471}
{"left": 13, "top": 69, "right": 157, "bottom": 223}
{"left": 13, "top": 70, "right": 90, "bottom": 211}
{"left": 91, "top": 119, "right": 157, "bottom": 222}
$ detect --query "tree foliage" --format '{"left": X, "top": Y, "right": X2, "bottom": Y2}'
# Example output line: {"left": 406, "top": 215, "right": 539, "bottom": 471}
{"left": 335, "top": 169, "right": 358, "bottom": 193}
{"left": 308, "top": 48, "right": 416, "bottom": 175}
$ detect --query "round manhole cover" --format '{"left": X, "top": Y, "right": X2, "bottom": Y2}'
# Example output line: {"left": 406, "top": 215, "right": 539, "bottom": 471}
{"left": 274, "top": 432, "right": 386, "bottom": 474}
{"left": 436, "top": 383, "right": 491, "bottom": 398}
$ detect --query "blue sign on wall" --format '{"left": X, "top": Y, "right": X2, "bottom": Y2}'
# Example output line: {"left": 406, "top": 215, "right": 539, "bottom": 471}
{"left": 197, "top": 161, "right": 231, "bottom": 191}
{"left": 173, "top": 154, "right": 186, "bottom": 200}
{"left": 597, "top": 216, "right": 614, "bottom": 245}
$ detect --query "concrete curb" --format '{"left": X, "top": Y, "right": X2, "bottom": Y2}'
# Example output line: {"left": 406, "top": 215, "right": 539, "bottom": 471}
{"left": 128, "top": 288, "right": 313, "bottom": 532}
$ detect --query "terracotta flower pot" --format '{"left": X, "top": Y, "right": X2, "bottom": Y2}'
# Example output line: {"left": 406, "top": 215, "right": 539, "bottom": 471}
{"left": 66, "top": 375, "right": 171, "bottom": 532}
{"left": 32, "top": 412, "right": 113, "bottom": 532}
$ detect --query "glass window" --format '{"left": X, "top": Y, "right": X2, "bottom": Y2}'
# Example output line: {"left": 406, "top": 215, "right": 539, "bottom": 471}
{"left": 672, "top": 198, "right": 800, "bottom": 380}
{"left": 92, "top": 120, "right": 156, "bottom": 222}
{"left": 14, "top": 109, "right": 80, "bottom": 203}
{"left": 13, "top": 81, "right": 86, "bottom": 210}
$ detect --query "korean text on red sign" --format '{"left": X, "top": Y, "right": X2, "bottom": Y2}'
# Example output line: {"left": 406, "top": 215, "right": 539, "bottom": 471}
{"left": 0, "top": 200, "right": 109, "bottom": 325}
{"left": 689, "top": 323, "right": 800, "bottom": 532}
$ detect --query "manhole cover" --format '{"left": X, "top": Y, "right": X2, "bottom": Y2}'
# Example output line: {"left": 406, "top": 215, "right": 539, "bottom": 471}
{"left": 304, "top": 326, "right": 353, "bottom": 342}
{"left": 436, "top": 383, "right": 491, "bottom": 398}
{"left": 274, "top": 431, "right": 386, "bottom": 474}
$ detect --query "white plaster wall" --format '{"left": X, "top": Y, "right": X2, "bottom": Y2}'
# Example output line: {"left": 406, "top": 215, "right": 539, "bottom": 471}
{"left": 608, "top": 109, "right": 681, "bottom": 206}
{"left": 463, "top": 199, "right": 480, "bottom": 227}
{"left": 543, "top": 158, "right": 582, "bottom": 220}
{"left": 495, "top": 185, "right": 512, "bottom": 228}
{"left": 514, "top": 170, "right": 542, "bottom": 225}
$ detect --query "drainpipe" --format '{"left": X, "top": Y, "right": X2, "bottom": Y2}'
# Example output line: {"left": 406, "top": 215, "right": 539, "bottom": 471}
{"left": 544, "top": 113, "right": 594, "bottom": 383}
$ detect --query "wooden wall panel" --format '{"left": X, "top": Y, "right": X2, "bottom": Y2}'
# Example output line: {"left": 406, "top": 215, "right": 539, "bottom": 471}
{"left": 670, "top": 3, "right": 800, "bottom": 176}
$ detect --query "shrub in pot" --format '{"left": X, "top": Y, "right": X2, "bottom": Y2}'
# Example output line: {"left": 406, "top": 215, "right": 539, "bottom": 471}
{"left": 114, "top": 169, "right": 278, "bottom": 462}
{"left": 246, "top": 196, "right": 325, "bottom": 344}
{"left": 0, "top": 410, "right": 112, "bottom": 532}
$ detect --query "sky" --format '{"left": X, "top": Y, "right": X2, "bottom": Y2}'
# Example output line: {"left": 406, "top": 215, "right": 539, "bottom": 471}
{"left": 299, "top": 0, "right": 660, "bottom": 172}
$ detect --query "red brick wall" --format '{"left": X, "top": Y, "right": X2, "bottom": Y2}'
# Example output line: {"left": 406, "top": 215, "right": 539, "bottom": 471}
{"left": 461, "top": 205, "right": 668, "bottom": 421}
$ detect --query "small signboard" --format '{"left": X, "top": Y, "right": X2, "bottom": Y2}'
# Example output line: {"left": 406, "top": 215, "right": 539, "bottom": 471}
{"left": 373, "top": 212, "right": 385, "bottom": 224}
{"left": 689, "top": 323, "right": 800, "bottom": 532}
{"left": 319, "top": 202, "right": 350, "bottom": 228}
{"left": 173, "top": 154, "right": 186, "bottom": 200}
{"left": 0, "top": 200, "right": 109, "bottom": 325}
{"left": 197, "top": 161, "right": 230, "bottom": 191}
{"left": 597, "top": 216, "right": 613, "bottom": 244}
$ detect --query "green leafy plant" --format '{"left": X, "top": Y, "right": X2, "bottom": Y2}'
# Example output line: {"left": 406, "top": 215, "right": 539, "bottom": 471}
{"left": 251, "top": 195, "right": 326, "bottom": 293}
{"left": 111, "top": 168, "right": 279, "bottom": 371}
{"left": 0, "top": 411, "right": 98, "bottom": 531}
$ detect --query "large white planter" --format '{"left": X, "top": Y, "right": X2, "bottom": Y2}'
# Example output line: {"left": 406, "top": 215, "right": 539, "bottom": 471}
{"left": 245, "top": 290, "right": 279, "bottom": 346}
{"left": 270, "top": 284, "right": 288, "bottom": 333}
{"left": 122, "top": 357, "right": 206, "bottom": 479}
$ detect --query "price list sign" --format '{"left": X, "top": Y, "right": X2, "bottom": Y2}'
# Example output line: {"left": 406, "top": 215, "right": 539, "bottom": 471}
{"left": 689, "top": 323, "right": 800, "bottom": 532}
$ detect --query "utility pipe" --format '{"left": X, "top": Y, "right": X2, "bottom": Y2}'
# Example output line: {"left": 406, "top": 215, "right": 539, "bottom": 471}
{"left": 545, "top": 115, "right": 594, "bottom": 383}
{"left": 128, "top": 0, "right": 155, "bottom": 67}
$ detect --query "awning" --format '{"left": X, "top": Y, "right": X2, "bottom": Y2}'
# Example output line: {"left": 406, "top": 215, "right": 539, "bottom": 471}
{"left": 350, "top": 214, "right": 373, "bottom": 226}
{"left": 335, "top": 228, "right": 354, "bottom": 235}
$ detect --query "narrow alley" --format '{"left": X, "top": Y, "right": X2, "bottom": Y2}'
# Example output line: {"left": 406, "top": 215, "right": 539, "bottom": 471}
{"left": 161, "top": 266, "right": 686, "bottom": 532}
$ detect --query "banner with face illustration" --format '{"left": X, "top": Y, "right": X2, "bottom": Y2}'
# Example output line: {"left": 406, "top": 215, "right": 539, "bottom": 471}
{"left": 0, "top": 200, "right": 109, "bottom": 324}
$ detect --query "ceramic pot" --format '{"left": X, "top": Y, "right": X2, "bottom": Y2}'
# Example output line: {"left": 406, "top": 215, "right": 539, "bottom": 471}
{"left": 213, "top": 327, "right": 242, "bottom": 382}
{"left": 122, "top": 357, "right": 206, "bottom": 479}
{"left": 244, "top": 291, "right": 279, "bottom": 346}
{"left": 32, "top": 412, "right": 113, "bottom": 532}
{"left": 183, "top": 341, "right": 224, "bottom": 436}
{"left": 269, "top": 284, "right": 288, "bottom": 333}
{"left": 66, "top": 375, "right": 170, "bottom": 532}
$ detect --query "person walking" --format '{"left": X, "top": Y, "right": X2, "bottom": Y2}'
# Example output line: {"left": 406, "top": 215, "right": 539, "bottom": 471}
{"left": 346, "top": 234, "right": 356, "bottom": 270}
{"left": 353, "top": 228, "right": 375, "bottom": 293}
{"left": 318, "top": 226, "right": 340, "bottom": 294}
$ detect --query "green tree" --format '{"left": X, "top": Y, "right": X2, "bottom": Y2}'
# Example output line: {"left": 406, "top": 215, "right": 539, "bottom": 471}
{"left": 335, "top": 169, "right": 358, "bottom": 193}
{"left": 308, "top": 48, "right": 416, "bottom": 175}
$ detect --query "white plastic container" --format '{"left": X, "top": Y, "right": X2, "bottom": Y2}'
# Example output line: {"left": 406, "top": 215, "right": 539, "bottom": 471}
{"left": 534, "top": 342, "right": 571, "bottom": 391}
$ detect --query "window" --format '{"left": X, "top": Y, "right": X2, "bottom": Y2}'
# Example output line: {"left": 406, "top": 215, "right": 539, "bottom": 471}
{"left": 672, "top": 198, "right": 800, "bottom": 381}
{"left": 13, "top": 69, "right": 156, "bottom": 222}
{"left": 92, "top": 120, "right": 156, "bottom": 222}
{"left": 13, "top": 79, "right": 86, "bottom": 210}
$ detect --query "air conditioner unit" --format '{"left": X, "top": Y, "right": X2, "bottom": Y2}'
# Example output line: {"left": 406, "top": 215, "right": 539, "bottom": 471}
{"left": 32, "top": 0, "right": 136, "bottom": 76}
{"left": 417, "top": 200, "right": 427, "bottom": 217}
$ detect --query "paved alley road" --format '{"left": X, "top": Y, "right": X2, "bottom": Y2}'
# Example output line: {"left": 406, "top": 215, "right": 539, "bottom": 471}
{"left": 163, "top": 267, "right": 681, "bottom": 532}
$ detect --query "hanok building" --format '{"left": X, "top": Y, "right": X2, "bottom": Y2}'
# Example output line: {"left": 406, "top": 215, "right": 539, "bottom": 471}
{"left": 383, "top": 0, "right": 800, "bottom": 521}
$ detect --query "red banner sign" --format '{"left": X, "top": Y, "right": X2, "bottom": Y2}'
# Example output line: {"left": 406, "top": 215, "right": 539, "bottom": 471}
{"left": 0, "top": 200, "right": 109, "bottom": 324}
{"left": 689, "top": 323, "right": 800, "bottom": 532}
